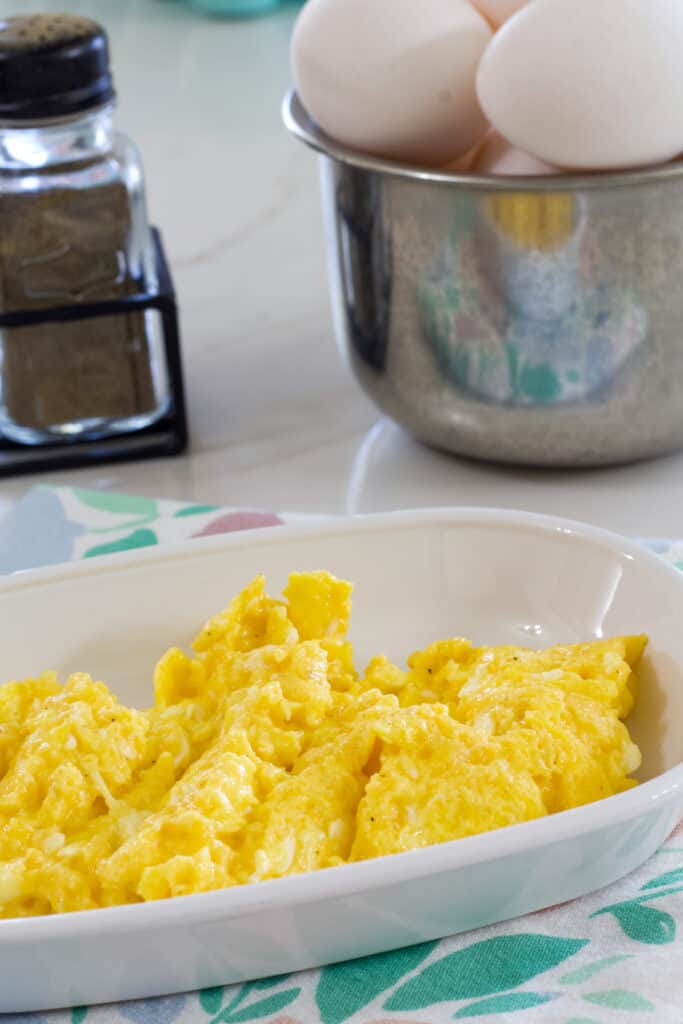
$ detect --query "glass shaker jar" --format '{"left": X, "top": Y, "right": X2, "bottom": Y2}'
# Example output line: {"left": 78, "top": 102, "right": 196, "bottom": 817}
{"left": 0, "top": 14, "right": 171, "bottom": 445}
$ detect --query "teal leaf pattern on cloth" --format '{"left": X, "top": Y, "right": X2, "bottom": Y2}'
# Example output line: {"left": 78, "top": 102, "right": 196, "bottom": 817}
{"left": 173, "top": 504, "right": 220, "bottom": 518}
{"left": 560, "top": 955, "right": 633, "bottom": 984}
{"left": 593, "top": 901, "right": 677, "bottom": 945}
{"left": 641, "top": 867, "right": 683, "bottom": 890}
{"left": 73, "top": 489, "right": 158, "bottom": 518}
{"left": 384, "top": 935, "right": 587, "bottom": 1010}
{"left": 249, "top": 975, "right": 293, "bottom": 991}
{"left": 612, "top": 903, "right": 676, "bottom": 945}
{"left": 71, "top": 1010, "right": 88, "bottom": 1024}
{"left": 453, "top": 992, "right": 558, "bottom": 1017}
{"left": 204, "top": 976, "right": 295, "bottom": 1020}
{"left": 84, "top": 528, "right": 158, "bottom": 558}
{"left": 199, "top": 989, "right": 224, "bottom": 1014}
{"left": 316, "top": 942, "right": 437, "bottom": 1024}
{"left": 582, "top": 989, "right": 656, "bottom": 1012}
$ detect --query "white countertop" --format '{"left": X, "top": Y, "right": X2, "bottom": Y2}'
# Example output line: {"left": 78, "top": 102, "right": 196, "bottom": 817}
{"left": 2, "top": 0, "right": 683, "bottom": 537}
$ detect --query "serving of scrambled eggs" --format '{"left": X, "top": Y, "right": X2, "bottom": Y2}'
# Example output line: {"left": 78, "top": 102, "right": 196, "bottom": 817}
{"left": 0, "top": 572, "right": 646, "bottom": 918}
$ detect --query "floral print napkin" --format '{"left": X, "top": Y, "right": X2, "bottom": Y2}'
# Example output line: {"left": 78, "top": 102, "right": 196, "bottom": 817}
{"left": 0, "top": 486, "right": 291, "bottom": 574}
{"left": 2, "top": 486, "right": 683, "bottom": 1023}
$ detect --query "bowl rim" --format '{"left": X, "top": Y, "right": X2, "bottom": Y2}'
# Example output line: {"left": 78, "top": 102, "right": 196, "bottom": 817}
{"left": 2, "top": 506, "right": 683, "bottom": 941}
{"left": 283, "top": 90, "right": 683, "bottom": 193}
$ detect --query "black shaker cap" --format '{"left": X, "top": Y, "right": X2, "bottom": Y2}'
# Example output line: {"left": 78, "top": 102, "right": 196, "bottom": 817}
{"left": 0, "top": 14, "right": 115, "bottom": 122}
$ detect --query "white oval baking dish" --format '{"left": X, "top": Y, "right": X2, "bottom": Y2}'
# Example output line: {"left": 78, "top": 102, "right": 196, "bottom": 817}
{"left": 1, "top": 509, "right": 682, "bottom": 1011}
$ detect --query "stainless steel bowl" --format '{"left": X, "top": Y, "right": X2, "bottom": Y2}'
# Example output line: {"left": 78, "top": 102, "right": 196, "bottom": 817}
{"left": 284, "top": 90, "right": 683, "bottom": 467}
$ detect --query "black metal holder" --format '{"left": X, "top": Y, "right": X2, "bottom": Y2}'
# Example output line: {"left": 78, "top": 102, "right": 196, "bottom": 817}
{"left": 0, "top": 227, "right": 188, "bottom": 477}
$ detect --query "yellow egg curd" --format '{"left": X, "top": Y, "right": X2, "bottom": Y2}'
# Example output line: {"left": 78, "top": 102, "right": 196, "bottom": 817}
{"left": 0, "top": 572, "right": 646, "bottom": 918}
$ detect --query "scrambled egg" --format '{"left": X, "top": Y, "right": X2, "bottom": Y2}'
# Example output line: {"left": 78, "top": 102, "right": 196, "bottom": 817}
{"left": 0, "top": 572, "right": 646, "bottom": 918}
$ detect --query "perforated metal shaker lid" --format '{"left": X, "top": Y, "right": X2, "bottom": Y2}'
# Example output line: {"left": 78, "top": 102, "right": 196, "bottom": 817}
{"left": 0, "top": 14, "right": 115, "bottom": 121}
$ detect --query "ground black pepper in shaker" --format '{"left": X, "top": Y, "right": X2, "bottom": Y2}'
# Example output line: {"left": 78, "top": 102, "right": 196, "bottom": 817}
{"left": 0, "top": 14, "right": 171, "bottom": 444}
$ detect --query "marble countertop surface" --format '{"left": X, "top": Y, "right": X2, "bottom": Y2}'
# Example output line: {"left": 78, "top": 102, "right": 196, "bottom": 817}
{"left": 2, "top": 0, "right": 683, "bottom": 537}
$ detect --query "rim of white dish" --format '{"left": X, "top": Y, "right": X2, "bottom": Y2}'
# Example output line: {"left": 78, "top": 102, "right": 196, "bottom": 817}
{"left": 282, "top": 90, "right": 683, "bottom": 192}
{"left": 1, "top": 507, "right": 682, "bottom": 941}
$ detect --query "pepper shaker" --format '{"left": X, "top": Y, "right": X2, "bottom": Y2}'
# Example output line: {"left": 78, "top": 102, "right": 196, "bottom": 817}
{"left": 0, "top": 14, "right": 186, "bottom": 473}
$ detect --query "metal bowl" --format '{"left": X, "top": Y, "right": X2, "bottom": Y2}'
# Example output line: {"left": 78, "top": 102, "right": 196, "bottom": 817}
{"left": 284, "top": 90, "right": 683, "bottom": 467}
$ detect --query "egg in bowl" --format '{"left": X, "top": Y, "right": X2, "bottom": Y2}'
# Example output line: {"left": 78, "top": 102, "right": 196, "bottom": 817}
{"left": 0, "top": 570, "right": 645, "bottom": 918}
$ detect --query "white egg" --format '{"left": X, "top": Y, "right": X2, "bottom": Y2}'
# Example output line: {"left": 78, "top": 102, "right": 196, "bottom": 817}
{"left": 477, "top": 0, "right": 683, "bottom": 171}
{"left": 473, "top": 131, "right": 559, "bottom": 176}
{"left": 292, "top": 0, "right": 492, "bottom": 166}
{"left": 468, "top": 0, "right": 529, "bottom": 29}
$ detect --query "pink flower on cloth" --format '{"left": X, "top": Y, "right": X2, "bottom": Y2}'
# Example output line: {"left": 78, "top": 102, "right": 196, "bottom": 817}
{"left": 192, "top": 511, "right": 283, "bottom": 538}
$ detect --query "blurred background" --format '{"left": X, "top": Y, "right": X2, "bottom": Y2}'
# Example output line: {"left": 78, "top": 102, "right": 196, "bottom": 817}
{"left": 4, "top": 0, "right": 681, "bottom": 532}
{"left": 0, "top": 0, "right": 379, "bottom": 512}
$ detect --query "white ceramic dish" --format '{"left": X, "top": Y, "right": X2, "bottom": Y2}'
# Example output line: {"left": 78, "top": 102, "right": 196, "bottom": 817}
{"left": 2, "top": 508, "right": 683, "bottom": 1012}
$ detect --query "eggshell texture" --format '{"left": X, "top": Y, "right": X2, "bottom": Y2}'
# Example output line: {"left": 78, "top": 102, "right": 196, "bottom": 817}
{"left": 469, "top": 0, "right": 530, "bottom": 29}
{"left": 477, "top": 0, "right": 683, "bottom": 171}
{"left": 292, "top": 0, "right": 492, "bottom": 166}
{"left": 473, "top": 131, "right": 559, "bottom": 176}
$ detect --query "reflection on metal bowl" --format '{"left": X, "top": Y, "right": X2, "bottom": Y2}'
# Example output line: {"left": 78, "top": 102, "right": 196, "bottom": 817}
{"left": 285, "top": 90, "right": 683, "bottom": 467}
